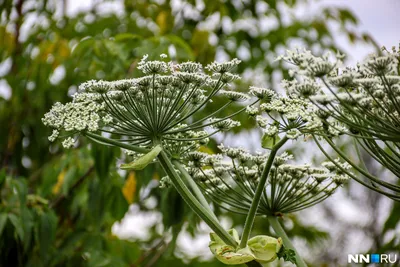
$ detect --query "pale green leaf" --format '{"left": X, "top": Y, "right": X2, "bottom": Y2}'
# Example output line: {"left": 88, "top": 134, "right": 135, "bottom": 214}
{"left": 209, "top": 229, "right": 283, "bottom": 265}
{"left": 39, "top": 211, "right": 58, "bottom": 259}
{"left": 8, "top": 214, "right": 24, "bottom": 241}
{"left": 209, "top": 229, "right": 254, "bottom": 265}
{"left": 262, "top": 134, "right": 281, "bottom": 149}
{"left": 248, "top": 235, "right": 283, "bottom": 263}
{"left": 120, "top": 145, "right": 162, "bottom": 170}
{"left": 0, "top": 213, "right": 7, "bottom": 237}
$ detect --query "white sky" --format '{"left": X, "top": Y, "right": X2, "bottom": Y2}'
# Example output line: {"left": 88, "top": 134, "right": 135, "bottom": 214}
{"left": 320, "top": 0, "right": 400, "bottom": 62}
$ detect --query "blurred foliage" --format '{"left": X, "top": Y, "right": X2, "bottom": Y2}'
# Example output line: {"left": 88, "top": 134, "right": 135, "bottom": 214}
{"left": 0, "top": 0, "right": 389, "bottom": 266}
{"left": 364, "top": 201, "right": 400, "bottom": 260}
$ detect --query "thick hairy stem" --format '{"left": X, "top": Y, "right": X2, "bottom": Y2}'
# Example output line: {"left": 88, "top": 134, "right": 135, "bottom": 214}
{"left": 240, "top": 136, "right": 288, "bottom": 248}
{"left": 86, "top": 136, "right": 262, "bottom": 266}
{"left": 173, "top": 161, "right": 218, "bottom": 220}
{"left": 171, "top": 159, "right": 263, "bottom": 267}
{"left": 268, "top": 216, "right": 308, "bottom": 267}
{"left": 158, "top": 150, "right": 237, "bottom": 246}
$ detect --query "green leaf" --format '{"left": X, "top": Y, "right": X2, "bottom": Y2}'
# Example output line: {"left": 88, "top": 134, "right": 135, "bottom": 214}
{"left": 8, "top": 213, "right": 24, "bottom": 241}
{"left": 338, "top": 8, "right": 358, "bottom": 25}
{"left": 61, "top": 166, "right": 78, "bottom": 195}
{"left": 161, "top": 188, "right": 185, "bottom": 228}
{"left": 0, "top": 213, "right": 7, "bottom": 237}
{"left": 383, "top": 202, "right": 400, "bottom": 232}
{"left": 39, "top": 211, "right": 58, "bottom": 259}
{"left": 55, "top": 230, "right": 88, "bottom": 259}
{"left": 72, "top": 37, "right": 95, "bottom": 56}
{"left": 164, "top": 35, "right": 195, "bottom": 61}
{"left": 209, "top": 229, "right": 254, "bottom": 265}
{"left": 108, "top": 186, "right": 129, "bottom": 221}
{"left": 88, "top": 178, "right": 105, "bottom": 223}
{"left": 247, "top": 235, "right": 283, "bottom": 263}
{"left": 120, "top": 145, "right": 162, "bottom": 170}
{"left": 277, "top": 245, "right": 297, "bottom": 264}
{"left": 0, "top": 169, "right": 5, "bottom": 188}
{"left": 12, "top": 178, "right": 28, "bottom": 206}
{"left": 20, "top": 208, "right": 34, "bottom": 250}
{"left": 114, "top": 33, "right": 142, "bottom": 42}
{"left": 261, "top": 134, "right": 281, "bottom": 150}
{"left": 209, "top": 230, "right": 283, "bottom": 265}
{"left": 91, "top": 142, "right": 115, "bottom": 180}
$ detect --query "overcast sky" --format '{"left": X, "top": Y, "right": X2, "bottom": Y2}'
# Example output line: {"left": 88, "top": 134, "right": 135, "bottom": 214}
{"left": 321, "top": 0, "right": 400, "bottom": 62}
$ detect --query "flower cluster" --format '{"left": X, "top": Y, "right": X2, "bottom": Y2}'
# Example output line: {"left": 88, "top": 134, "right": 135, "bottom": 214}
{"left": 42, "top": 93, "right": 112, "bottom": 148}
{"left": 43, "top": 55, "right": 251, "bottom": 155}
{"left": 278, "top": 46, "right": 400, "bottom": 140}
{"left": 184, "top": 146, "right": 350, "bottom": 215}
{"left": 277, "top": 48, "right": 340, "bottom": 77}
{"left": 248, "top": 85, "right": 344, "bottom": 140}
{"left": 279, "top": 45, "right": 400, "bottom": 184}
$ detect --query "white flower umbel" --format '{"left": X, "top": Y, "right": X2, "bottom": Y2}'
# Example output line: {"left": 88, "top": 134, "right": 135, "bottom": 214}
{"left": 62, "top": 137, "right": 75, "bottom": 149}
{"left": 43, "top": 56, "right": 254, "bottom": 155}
{"left": 246, "top": 87, "right": 339, "bottom": 140}
{"left": 186, "top": 147, "right": 349, "bottom": 215}
{"left": 278, "top": 46, "right": 400, "bottom": 142}
{"left": 42, "top": 93, "right": 109, "bottom": 146}
{"left": 279, "top": 44, "right": 400, "bottom": 200}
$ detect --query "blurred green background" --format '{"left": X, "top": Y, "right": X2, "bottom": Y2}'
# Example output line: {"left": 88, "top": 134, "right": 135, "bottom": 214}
{"left": 0, "top": 0, "right": 398, "bottom": 266}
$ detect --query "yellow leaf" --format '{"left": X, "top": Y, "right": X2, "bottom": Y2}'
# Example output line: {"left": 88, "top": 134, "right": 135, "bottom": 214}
{"left": 52, "top": 169, "right": 66, "bottom": 195}
{"left": 156, "top": 11, "right": 168, "bottom": 35}
{"left": 122, "top": 172, "right": 136, "bottom": 204}
{"left": 153, "top": 172, "right": 160, "bottom": 180}
{"left": 191, "top": 30, "right": 210, "bottom": 56}
{"left": 198, "top": 146, "right": 214, "bottom": 154}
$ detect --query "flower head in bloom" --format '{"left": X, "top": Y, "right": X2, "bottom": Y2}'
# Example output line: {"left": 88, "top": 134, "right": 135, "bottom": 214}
{"left": 42, "top": 92, "right": 110, "bottom": 148}
{"left": 277, "top": 46, "right": 400, "bottom": 141}
{"left": 277, "top": 48, "right": 337, "bottom": 77}
{"left": 246, "top": 87, "right": 342, "bottom": 140}
{"left": 184, "top": 146, "right": 350, "bottom": 215}
{"left": 42, "top": 56, "right": 251, "bottom": 155}
{"left": 278, "top": 44, "right": 400, "bottom": 196}
{"left": 205, "top": 58, "right": 241, "bottom": 73}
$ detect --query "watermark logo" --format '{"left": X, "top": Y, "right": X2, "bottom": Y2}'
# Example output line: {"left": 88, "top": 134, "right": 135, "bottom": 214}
{"left": 348, "top": 254, "right": 398, "bottom": 264}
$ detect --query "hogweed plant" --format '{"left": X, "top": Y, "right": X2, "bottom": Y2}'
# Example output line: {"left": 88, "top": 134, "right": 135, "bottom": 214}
{"left": 174, "top": 87, "right": 351, "bottom": 266}
{"left": 43, "top": 55, "right": 350, "bottom": 267}
{"left": 279, "top": 44, "right": 400, "bottom": 201}
{"left": 43, "top": 55, "right": 252, "bottom": 247}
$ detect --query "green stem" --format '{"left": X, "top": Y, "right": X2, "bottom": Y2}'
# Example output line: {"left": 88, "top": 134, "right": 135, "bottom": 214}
{"left": 169, "top": 158, "right": 263, "bottom": 267}
{"left": 86, "top": 135, "right": 263, "bottom": 267}
{"left": 240, "top": 136, "right": 288, "bottom": 248}
{"left": 268, "top": 216, "right": 308, "bottom": 267}
{"left": 158, "top": 150, "right": 237, "bottom": 246}
{"left": 85, "top": 132, "right": 149, "bottom": 154}
{"left": 173, "top": 160, "right": 218, "bottom": 220}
